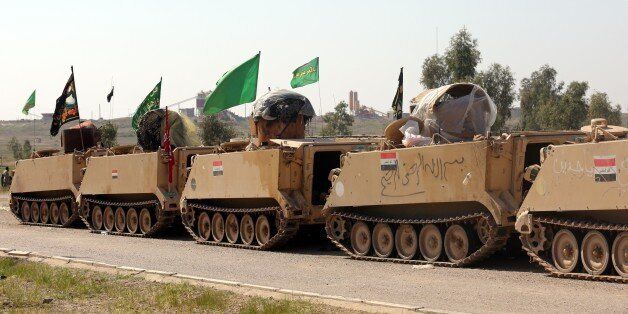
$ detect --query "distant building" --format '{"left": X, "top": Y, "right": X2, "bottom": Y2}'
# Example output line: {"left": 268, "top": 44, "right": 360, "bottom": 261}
{"left": 348, "top": 91, "right": 360, "bottom": 113}
{"left": 179, "top": 108, "right": 195, "bottom": 118}
{"left": 195, "top": 91, "right": 210, "bottom": 116}
{"left": 41, "top": 113, "right": 53, "bottom": 121}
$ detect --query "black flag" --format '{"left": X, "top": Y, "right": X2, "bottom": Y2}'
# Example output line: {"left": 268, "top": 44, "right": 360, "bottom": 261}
{"left": 107, "top": 86, "right": 114, "bottom": 103}
{"left": 51, "top": 67, "right": 80, "bottom": 136}
{"left": 391, "top": 67, "right": 403, "bottom": 120}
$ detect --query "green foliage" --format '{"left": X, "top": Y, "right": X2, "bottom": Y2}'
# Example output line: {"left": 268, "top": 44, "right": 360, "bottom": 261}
{"left": 519, "top": 65, "right": 563, "bottom": 130}
{"left": 199, "top": 114, "right": 238, "bottom": 146}
{"left": 22, "top": 140, "right": 32, "bottom": 158}
{"left": 0, "top": 257, "right": 329, "bottom": 312}
{"left": 420, "top": 54, "right": 450, "bottom": 89}
{"left": 240, "top": 296, "right": 321, "bottom": 314}
{"left": 320, "top": 101, "right": 354, "bottom": 136}
{"left": 588, "top": 92, "right": 622, "bottom": 125}
{"left": 444, "top": 27, "right": 481, "bottom": 82}
{"left": 473, "top": 63, "right": 516, "bottom": 131}
{"left": 98, "top": 121, "right": 119, "bottom": 148}
{"left": 7, "top": 138, "right": 33, "bottom": 160}
{"left": 8, "top": 137, "right": 22, "bottom": 160}
{"left": 536, "top": 81, "right": 588, "bottom": 130}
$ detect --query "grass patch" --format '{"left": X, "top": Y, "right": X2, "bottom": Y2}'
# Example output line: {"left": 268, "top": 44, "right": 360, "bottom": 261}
{"left": 0, "top": 257, "right": 341, "bottom": 313}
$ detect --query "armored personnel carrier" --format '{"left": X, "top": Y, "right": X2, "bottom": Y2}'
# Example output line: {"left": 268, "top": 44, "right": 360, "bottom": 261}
{"left": 180, "top": 90, "right": 379, "bottom": 249}
{"left": 9, "top": 123, "right": 98, "bottom": 228}
{"left": 78, "top": 109, "right": 216, "bottom": 236}
{"left": 10, "top": 149, "right": 87, "bottom": 228}
{"left": 516, "top": 119, "right": 627, "bottom": 282}
{"left": 323, "top": 84, "right": 582, "bottom": 267}
{"left": 78, "top": 146, "right": 217, "bottom": 236}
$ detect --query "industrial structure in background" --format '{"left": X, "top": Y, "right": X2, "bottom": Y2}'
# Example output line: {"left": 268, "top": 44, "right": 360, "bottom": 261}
{"left": 348, "top": 90, "right": 387, "bottom": 119}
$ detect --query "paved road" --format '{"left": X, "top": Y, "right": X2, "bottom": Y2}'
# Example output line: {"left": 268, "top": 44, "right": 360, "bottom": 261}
{"left": 0, "top": 209, "right": 625, "bottom": 313}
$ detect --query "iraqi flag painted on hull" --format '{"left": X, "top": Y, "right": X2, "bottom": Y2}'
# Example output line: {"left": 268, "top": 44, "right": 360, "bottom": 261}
{"left": 380, "top": 152, "right": 398, "bottom": 171}
{"left": 212, "top": 161, "right": 223, "bottom": 176}
{"left": 593, "top": 156, "right": 616, "bottom": 182}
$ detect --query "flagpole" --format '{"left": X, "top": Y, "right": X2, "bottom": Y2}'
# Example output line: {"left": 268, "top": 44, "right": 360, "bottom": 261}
{"left": 73, "top": 66, "right": 85, "bottom": 151}
{"left": 110, "top": 77, "right": 113, "bottom": 120}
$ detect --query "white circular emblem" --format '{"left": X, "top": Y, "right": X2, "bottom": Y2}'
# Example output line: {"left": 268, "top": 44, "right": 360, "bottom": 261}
{"left": 335, "top": 181, "right": 344, "bottom": 197}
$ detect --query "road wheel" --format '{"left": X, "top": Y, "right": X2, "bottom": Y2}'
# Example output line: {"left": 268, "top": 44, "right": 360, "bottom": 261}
{"left": 50, "top": 202, "right": 60, "bottom": 225}
{"left": 551, "top": 229, "right": 579, "bottom": 273}
{"left": 444, "top": 225, "right": 470, "bottom": 263}
{"left": 225, "top": 214, "right": 239, "bottom": 244}
{"left": 240, "top": 214, "right": 255, "bottom": 245}
{"left": 59, "top": 203, "right": 70, "bottom": 225}
{"left": 103, "top": 206, "right": 115, "bottom": 232}
{"left": 476, "top": 217, "right": 490, "bottom": 245}
{"left": 581, "top": 230, "right": 609, "bottom": 275}
{"left": 114, "top": 207, "right": 126, "bottom": 232}
{"left": 40, "top": 202, "right": 49, "bottom": 224}
{"left": 372, "top": 223, "right": 394, "bottom": 257}
{"left": 139, "top": 208, "right": 152, "bottom": 235}
{"left": 197, "top": 212, "right": 211, "bottom": 241}
{"left": 255, "top": 215, "right": 271, "bottom": 246}
{"left": 30, "top": 202, "right": 40, "bottom": 223}
{"left": 350, "top": 221, "right": 371, "bottom": 256}
{"left": 395, "top": 224, "right": 417, "bottom": 260}
{"left": 419, "top": 224, "right": 442, "bottom": 262}
{"left": 212, "top": 213, "right": 225, "bottom": 242}
{"left": 20, "top": 201, "right": 31, "bottom": 222}
{"left": 91, "top": 206, "right": 103, "bottom": 230}
{"left": 126, "top": 208, "right": 139, "bottom": 234}
{"left": 611, "top": 232, "right": 627, "bottom": 277}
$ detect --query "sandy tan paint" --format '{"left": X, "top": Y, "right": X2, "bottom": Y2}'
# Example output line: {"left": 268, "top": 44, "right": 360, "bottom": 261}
{"left": 324, "top": 132, "right": 583, "bottom": 226}
{"left": 181, "top": 139, "right": 380, "bottom": 224}
{"left": 516, "top": 139, "right": 628, "bottom": 232}
{"left": 10, "top": 153, "right": 85, "bottom": 197}
{"left": 79, "top": 147, "right": 217, "bottom": 211}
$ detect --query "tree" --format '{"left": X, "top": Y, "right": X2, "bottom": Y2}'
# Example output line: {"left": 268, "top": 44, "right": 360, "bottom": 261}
{"left": 444, "top": 27, "right": 481, "bottom": 82}
{"left": 198, "top": 115, "right": 238, "bottom": 146}
{"left": 8, "top": 137, "right": 22, "bottom": 160}
{"left": 98, "top": 121, "right": 118, "bottom": 148}
{"left": 320, "top": 101, "right": 354, "bottom": 136}
{"left": 519, "top": 65, "right": 563, "bottom": 130}
{"left": 420, "top": 54, "right": 450, "bottom": 89}
{"left": 473, "top": 63, "right": 516, "bottom": 131}
{"left": 588, "top": 92, "right": 622, "bottom": 126}
{"left": 536, "top": 81, "right": 589, "bottom": 130}
{"left": 22, "top": 140, "right": 32, "bottom": 158}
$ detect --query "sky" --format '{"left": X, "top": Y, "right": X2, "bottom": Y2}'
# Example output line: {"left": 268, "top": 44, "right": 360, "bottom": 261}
{"left": 1, "top": 0, "right": 627, "bottom": 121}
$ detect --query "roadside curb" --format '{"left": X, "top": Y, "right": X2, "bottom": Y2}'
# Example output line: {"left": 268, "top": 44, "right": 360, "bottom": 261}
{"left": 0, "top": 250, "right": 427, "bottom": 313}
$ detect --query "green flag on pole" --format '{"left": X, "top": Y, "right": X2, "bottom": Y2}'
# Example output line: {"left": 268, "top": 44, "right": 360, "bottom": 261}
{"left": 290, "top": 57, "right": 319, "bottom": 88}
{"left": 203, "top": 53, "right": 260, "bottom": 115}
{"left": 131, "top": 78, "right": 162, "bottom": 130}
{"left": 22, "top": 90, "right": 36, "bottom": 115}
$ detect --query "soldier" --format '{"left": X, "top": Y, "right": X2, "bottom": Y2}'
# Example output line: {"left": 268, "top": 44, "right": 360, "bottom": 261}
{"left": 1, "top": 167, "right": 10, "bottom": 188}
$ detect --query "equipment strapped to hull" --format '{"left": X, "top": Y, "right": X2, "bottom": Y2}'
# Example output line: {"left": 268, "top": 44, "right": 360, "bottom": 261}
{"left": 521, "top": 215, "right": 628, "bottom": 284}
{"left": 182, "top": 202, "right": 299, "bottom": 251}
{"left": 326, "top": 210, "right": 510, "bottom": 267}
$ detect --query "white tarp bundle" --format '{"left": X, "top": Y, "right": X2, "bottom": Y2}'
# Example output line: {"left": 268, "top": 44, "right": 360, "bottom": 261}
{"left": 405, "top": 83, "right": 496, "bottom": 144}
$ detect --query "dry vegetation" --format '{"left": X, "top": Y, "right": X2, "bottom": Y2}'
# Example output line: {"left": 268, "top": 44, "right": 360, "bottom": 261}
{"left": 0, "top": 257, "right": 340, "bottom": 313}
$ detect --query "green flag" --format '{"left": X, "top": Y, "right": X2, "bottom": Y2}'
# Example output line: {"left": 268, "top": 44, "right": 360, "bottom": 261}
{"left": 132, "top": 78, "right": 162, "bottom": 130}
{"left": 290, "top": 57, "right": 319, "bottom": 88}
{"left": 203, "top": 53, "right": 260, "bottom": 115}
{"left": 22, "top": 90, "right": 36, "bottom": 115}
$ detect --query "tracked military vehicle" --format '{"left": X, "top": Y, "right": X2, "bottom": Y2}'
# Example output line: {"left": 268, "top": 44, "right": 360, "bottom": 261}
{"left": 9, "top": 123, "right": 98, "bottom": 228}
{"left": 516, "top": 119, "right": 628, "bottom": 282}
{"left": 78, "top": 109, "right": 217, "bottom": 236}
{"left": 180, "top": 90, "right": 379, "bottom": 249}
{"left": 323, "top": 84, "right": 583, "bottom": 267}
